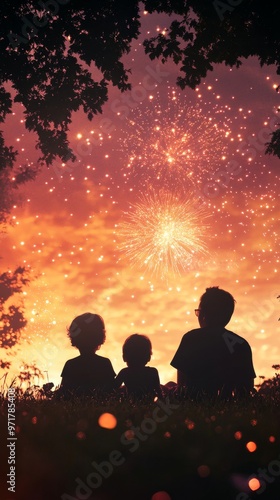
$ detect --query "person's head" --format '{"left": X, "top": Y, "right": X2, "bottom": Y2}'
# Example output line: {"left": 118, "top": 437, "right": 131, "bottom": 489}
{"left": 122, "top": 334, "right": 152, "bottom": 367}
{"left": 67, "top": 313, "right": 106, "bottom": 353}
{"left": 196, "top": 287, "right": 235, "bottom": 328}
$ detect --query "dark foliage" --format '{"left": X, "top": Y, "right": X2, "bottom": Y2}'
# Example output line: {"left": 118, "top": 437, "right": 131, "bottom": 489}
{"left": 0, "top": 266, "right": 30, "bottom": 350}
{"left": 0, "top": 0, "right": 140, "bottom": 168}
{"left": 0, "top": 0, "right": 279, "bottom": 174}
{"left": 0, "top": 391, "right": 280, "bottom": 500}
{"left": 0, "top": 163, "right": 38, "bottom": 224}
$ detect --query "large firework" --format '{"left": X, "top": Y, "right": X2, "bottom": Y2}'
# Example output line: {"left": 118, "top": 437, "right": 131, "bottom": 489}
{"left": 120, "top": 92, "right": 231, "bottom": 189}
{"left": 117, "top": 190, "right": 210, "bottom": 278}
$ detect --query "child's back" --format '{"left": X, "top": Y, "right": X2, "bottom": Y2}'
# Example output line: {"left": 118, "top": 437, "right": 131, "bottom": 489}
{"left": 62, "top": 352, "right": 115, "bottom": 397}
{"left": 114, "top": 334, "right": 161, "bottom": 400}
{"left": 60, "top": 312, "right": 115, "bottom": 398}
{"left": 115, "top": 365, "right": 160, "bottom": 399}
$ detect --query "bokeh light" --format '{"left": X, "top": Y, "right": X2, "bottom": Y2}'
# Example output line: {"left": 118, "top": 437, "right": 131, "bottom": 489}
{"left": 246, "top": 441, "right": 257, "bottom": 452}
{"left": 185, "top": 419, "right": 195, "bottom": 430}
{"left": 197, "top": 465, "right": 210, "bottom": 478}
{"left": 151, "top": 492, "right": 172, "bottom": 500}
{"left": 124, "top": 430, "right": 135, "bottom": 440}
{"left": 76, "top": 431, "right": 86, "bottom": 440}
{"left": 234, "top": 431, "right": 242, "bottom": 440}
{"left": 98, "top": 413, "right": 117, "bottom": 429}
{"left": 248, "top": 477, "right": 261, "bottom": 491}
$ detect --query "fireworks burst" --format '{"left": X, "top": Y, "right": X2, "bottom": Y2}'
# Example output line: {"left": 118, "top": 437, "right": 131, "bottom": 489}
{"left": 117, "top": 190, "right": 210, "bottom": 278}
{"left": 120, "top": 92, "right": 231, "bottom": 189}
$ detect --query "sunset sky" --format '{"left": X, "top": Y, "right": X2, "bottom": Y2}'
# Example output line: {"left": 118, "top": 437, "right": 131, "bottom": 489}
{"left": 1, "top": 9, "right": 279, "bottom": 387}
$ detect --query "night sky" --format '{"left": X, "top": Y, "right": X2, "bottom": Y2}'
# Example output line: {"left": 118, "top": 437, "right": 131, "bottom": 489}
{"left": 1, "top": 10, "right": 279, "bottom": 387}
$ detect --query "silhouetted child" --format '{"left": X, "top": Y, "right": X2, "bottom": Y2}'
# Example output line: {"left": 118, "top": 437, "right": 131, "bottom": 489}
{"left": 59, "top": 312, "right": 115, "bottom": 398}
{"left": 171, "top": 286, "right": 256, "bottom": 400}
{"left": 114, "top": 334, "right": 162, "bottom": 401}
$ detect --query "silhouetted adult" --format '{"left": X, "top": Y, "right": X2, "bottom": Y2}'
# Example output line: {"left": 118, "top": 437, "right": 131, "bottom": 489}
{"left": 171, "top": 287, "right": 256, "bottom": 399}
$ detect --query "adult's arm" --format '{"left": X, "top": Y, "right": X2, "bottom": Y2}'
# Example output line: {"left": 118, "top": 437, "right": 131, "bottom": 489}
{"left": 235, "top": 342, "right": 256, "bottom": 396}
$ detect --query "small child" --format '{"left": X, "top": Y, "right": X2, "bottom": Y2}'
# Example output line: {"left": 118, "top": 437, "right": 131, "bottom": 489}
{"left": 59, "top": 312, "right": 115, "bottom": 398}
{"left": 114, "top": 334, "right": 162, "bottom": 401}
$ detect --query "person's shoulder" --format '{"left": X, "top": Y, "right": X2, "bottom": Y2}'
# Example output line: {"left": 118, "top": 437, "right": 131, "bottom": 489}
{"left": 64, "top": 355, "right": 81, "bottom": 366}
{"left": 61, "top": 356, "right": 81, "bottom": 376}
{"left": 185, "top": 327, "right": 202, "bottom": 335}
{"left": 115, "top": 367, "right": 128, "bottom": 382}
{"left": 180, "top": 328, "right": 202, "bottom": 341}
{"left": 117, "top": 367, "right": 128, "bottom": 374}
{"left": 223, "top": 329, "right": 252, "bottom": 349}
{"left": 146, "top": 366, "right": 159, "bottom": 374}
{"left": 143, "top": 366, "right": 159, "bottom": 376}
{"left": 94, "top": 354, "right": 113, "bottom": 364}
{"left": 224, "top": 328, "right": 250, "bottom": 343}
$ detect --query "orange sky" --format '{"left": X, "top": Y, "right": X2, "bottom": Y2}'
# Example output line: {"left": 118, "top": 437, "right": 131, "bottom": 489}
{"left": 1, "top": 166, "right": 279, "bottom": 387}
{"left": 1, "top": 11, "right": 279, "bottom": 387}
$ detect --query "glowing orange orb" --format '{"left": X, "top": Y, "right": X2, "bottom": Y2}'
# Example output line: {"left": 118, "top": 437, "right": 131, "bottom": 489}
{"left": 98, "top": 413, "right": 117, "bottom": 429}
{"left": 248, "top": 477, "right": 261, "bottom": 491}
{"left": 246, "top": 441, "right": 257, "bottom": 452}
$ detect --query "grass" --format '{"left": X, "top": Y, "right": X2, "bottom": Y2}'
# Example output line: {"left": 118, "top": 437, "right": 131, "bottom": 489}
{"left": 1, "top": 384, "right": 280, "bottom": 500}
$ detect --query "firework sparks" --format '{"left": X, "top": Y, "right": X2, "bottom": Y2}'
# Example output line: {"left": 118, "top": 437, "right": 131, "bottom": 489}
{"left": 120, "top": 93, "right": 231, "bottom": 189}
{"left": 117, "top": 190, "right": 210, "bottom": 278}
